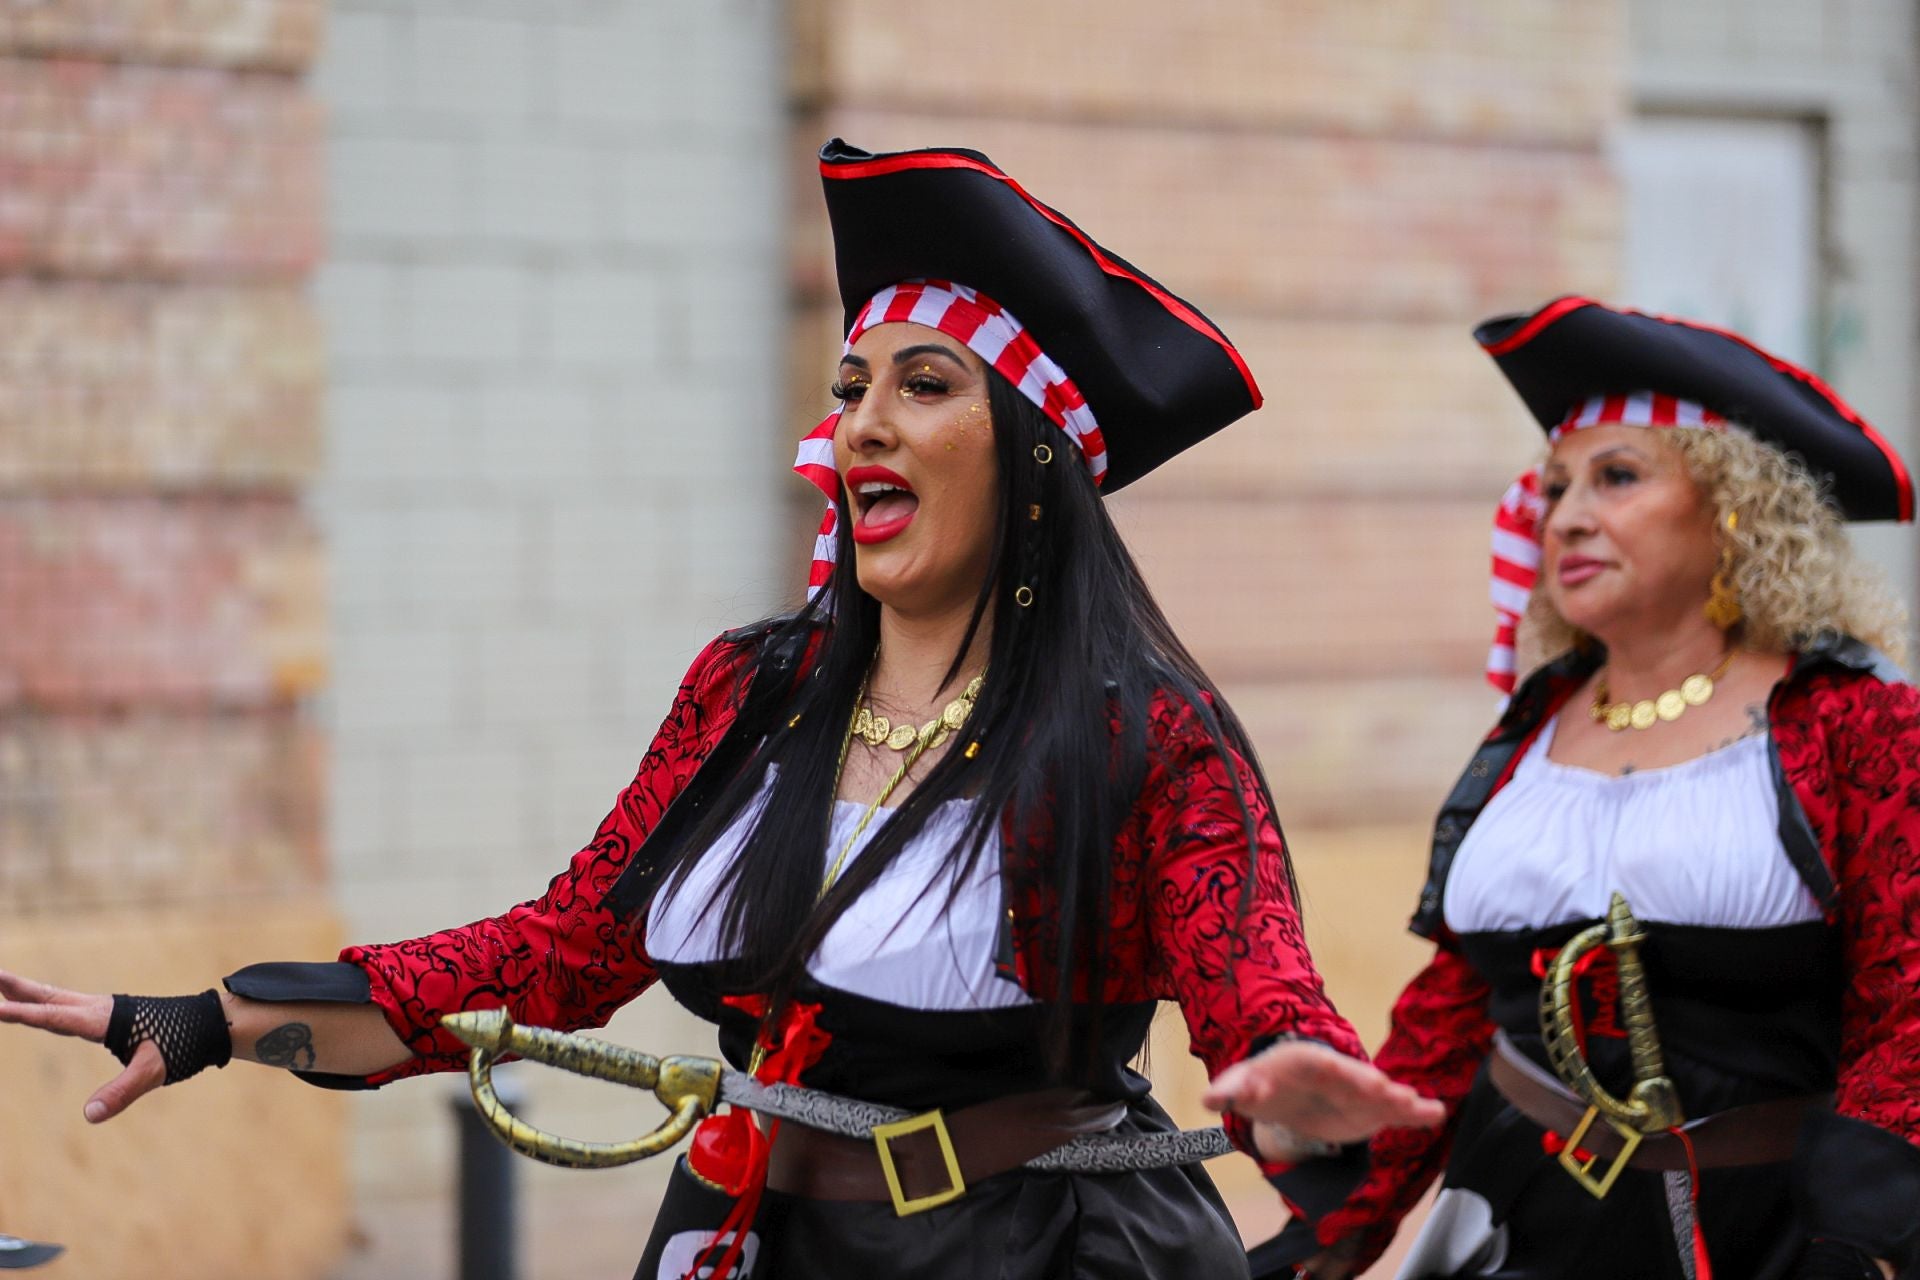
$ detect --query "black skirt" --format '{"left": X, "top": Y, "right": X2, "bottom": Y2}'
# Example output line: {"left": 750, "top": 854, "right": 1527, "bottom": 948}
{"left": 640, "top": 965, "right": 1253, "bottom": 1279}
{"left": 634, "top": 1098, "right": 1248, "bottom": 1280}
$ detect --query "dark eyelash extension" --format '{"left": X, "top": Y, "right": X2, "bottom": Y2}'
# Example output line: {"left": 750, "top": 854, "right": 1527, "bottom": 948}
{"left": 829, "top": 380, "right": 865, "bottom": 401}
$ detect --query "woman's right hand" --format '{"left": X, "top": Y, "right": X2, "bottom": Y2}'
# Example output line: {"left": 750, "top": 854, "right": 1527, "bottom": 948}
{"left": 0, "top": 971, "right": 165, "bottom": 1123}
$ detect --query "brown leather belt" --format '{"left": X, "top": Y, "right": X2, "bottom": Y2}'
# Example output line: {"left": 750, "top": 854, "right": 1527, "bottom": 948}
{"left": 764, "top": 1087, "right": 1126, "bottom": 1215}
{"left": 1489, "top": 1031, "right": 1826, "bottom": 1171}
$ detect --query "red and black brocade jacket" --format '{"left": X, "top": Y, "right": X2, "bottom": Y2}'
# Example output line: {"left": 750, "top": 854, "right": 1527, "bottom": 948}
{"left": 1311, "top": 636, "right": 1920, "bottom": 1272}
{"left": 284, "top": 621, "right": 1369, "bottom": 1213}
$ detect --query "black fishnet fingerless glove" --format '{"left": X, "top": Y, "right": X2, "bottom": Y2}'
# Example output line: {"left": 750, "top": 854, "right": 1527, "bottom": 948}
{"left": 103, "top": 990, "right": 232, "bottom": 1084}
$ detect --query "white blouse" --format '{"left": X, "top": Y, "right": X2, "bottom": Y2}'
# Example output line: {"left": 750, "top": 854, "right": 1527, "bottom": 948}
{"left": 646, "top": 776, "right": 1036, "bottom": 1012}
{"left": 1443, "top": 714, "right": 1822, "bottom": 935}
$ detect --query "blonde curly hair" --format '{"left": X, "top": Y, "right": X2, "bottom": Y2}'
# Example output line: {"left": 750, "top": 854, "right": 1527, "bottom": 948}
{"left": 1518, "top": 425, "right": 1909, "bottom": 673}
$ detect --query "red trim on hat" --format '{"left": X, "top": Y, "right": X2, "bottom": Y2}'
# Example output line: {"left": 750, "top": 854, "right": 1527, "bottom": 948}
{"left": 1478, "top": 295, "right": 1594, "bottom": 357}
{"left": 1664, "top": 313, "right": 1916, "bottom": 522}
{"left": 1483, "top": 295, "right": 1915, "bottom": 520}
{"left": 822, "top": 150, "right": 1263, "bottom": 410}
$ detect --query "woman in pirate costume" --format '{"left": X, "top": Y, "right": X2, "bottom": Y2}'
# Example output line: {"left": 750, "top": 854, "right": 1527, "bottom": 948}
{"left": 1278, "top": 298, "right": 1920, "bottom": 1280}
{"left": 0, "top": 141, "right": 1440, "bottom": 1278}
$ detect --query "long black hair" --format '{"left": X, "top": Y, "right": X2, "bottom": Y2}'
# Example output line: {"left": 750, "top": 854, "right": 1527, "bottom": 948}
{"left": 655, "top": 371, "right": 1291, "bottom": 1074}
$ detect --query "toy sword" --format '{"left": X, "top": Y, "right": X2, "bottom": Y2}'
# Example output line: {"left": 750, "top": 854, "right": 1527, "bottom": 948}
{"left": 440, "top": 1008, "right": 1232, "bottom": 1172}
{"left": 0, "top": 1234, "right": 62, "bottom": 1269}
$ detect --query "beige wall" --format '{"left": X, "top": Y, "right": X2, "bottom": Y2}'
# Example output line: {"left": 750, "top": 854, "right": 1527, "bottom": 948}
{"left": 0, "top": 4, "right": 347, "bottom": 1277}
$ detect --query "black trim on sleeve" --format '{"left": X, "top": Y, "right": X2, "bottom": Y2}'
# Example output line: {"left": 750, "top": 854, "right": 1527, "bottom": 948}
{"left": 223, "top": 961, "right": 373, "bottom": 1005}
{"left": 222, "top": 961, "right": 384, "bottom": 1091}
{"left": 1792, "top": 1110, "right": 1920, "bottom": 1276}
{"left": 1266, "top": 1140, "right": 1371, "bottom": 1220}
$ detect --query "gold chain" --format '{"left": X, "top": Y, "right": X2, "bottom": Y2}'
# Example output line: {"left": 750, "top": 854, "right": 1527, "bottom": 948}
{"left": 1589, "top": 650, "right": 1737, "bottom": 732}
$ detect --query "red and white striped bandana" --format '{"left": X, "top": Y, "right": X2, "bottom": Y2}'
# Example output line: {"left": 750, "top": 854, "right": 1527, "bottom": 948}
{"left": 792, "top": 279, "right": 1106, "bottom": 600}
{"left": 1485, "top": 392, "right": 1726, "bottom": 691}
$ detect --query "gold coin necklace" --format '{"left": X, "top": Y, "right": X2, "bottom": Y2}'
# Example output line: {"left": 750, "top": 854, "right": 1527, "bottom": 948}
{"left": 745, "top": 668, "right": 984, "bottom": 1079}
{"left": 852, "top": 673, "right": 985, "bottom": 753}
{"left": 822, "top": 671, "right": 985, "bottom": 899}
{"left": 1590, "top": 650, "right": 1737, "bottom": 732}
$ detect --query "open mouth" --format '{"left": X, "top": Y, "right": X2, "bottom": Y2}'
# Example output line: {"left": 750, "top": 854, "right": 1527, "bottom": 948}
{"left": 855, "top": 480, "right": 919, "bottom": 525}
{"left": 846, "top": 466, "right": 920, "bottom": 543}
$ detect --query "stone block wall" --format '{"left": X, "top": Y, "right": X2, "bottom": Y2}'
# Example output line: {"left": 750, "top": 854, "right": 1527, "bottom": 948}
{"left": 313, "top": 2, "right": 786, "bottom": 1276}
{"left": 0, "top": 4, "right": 345, "bottom": 1278}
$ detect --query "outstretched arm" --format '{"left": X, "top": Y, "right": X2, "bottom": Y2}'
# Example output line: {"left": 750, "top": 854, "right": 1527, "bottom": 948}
{"left": 0, "top": 970, "right": 408, "bottom": 1122}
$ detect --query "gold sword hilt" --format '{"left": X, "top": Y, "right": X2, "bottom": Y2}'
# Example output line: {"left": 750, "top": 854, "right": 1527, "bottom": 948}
{"left": 441, "top": 1009, "right": 722, "bottom": 1169}
{"left": 1537, "top": 892, "right": 1683, "bottom": 1197}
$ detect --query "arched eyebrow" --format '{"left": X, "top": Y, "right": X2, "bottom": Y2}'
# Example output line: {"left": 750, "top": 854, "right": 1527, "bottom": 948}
{"left": 889, "top": 342, "right": 969, "bottom": 368}
{"left": 1544, "top": 441, "right": 1656, "bottom": 474}
{"left": 1587, "top": 444, "right": 1652, "bottom": 464}
{"left": 836, "top": 343, "right": 972, "bottom": 371}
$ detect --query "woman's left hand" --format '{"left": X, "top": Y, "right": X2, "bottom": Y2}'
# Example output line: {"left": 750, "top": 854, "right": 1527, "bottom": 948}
{"left": 1202, "top": 1039, "right": 1445, "bottom": 1153}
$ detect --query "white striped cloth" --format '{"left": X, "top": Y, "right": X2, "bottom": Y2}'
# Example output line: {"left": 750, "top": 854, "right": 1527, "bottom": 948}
{"left": 792, "top": 280, "right": 1104, "bottom": 600}
{"left": 1486, "top": 393, "right": 1725, "bottom": 690}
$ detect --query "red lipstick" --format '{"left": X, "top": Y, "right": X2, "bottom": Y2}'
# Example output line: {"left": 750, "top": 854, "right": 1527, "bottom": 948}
{"left": 845, "top": 465, "right": 919, "bottom": 545}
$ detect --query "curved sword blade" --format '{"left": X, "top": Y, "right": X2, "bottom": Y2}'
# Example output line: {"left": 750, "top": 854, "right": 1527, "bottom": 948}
{"left": 0, "top": 1235, "right": 63, "bottom": 1269}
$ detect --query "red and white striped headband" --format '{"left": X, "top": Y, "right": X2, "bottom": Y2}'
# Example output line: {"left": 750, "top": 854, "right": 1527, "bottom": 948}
{"left": 792, "top": 280, "right": 1106, "bottom": 600}
{"left": 1486, "top": 393, "right": 1726, "bottom": 691}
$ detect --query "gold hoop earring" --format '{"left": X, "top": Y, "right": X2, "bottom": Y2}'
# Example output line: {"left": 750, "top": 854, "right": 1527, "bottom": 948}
{"left": 1013, "top": 585, "right": 1035, "bottom": 608}
{"left": 1032, "top": 444, "right": 1053, "bottom": 465}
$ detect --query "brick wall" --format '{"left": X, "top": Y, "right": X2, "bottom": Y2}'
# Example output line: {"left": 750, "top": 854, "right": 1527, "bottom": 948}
{"left": 0, "top": 4, "right": 345, "bottom": 1278}
{"left": 791, "top": 3, "right": 1625, "bottom": 1267}
{"left": 312, "top": 2, "right": 787, "bottom": 1276}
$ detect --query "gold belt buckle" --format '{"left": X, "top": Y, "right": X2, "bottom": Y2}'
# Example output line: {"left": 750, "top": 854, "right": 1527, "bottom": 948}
{"left": 871, "top": 1109, "right": 966, "bottom": 1217}
{"left": 1558, "top": 1105, "right": 1644, "bottom": 1199}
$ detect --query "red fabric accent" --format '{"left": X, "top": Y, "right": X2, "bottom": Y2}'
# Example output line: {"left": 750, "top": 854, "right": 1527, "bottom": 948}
{"left": 680, "top": 999, "right": 834, "bottom": 1280}
{"left": 1668, "top": 1125, "right": 1713, "bottom": 1280}
{"left": 1538, "top": 1129, "right": 1595, "bottom": 1164}
{"left": 1773, "top": 668, "right": 1920, "bottom": 1147}
{"left": 819, "top": 150, "right": 1262, "bottom": 407}
{"left": 754, "top": 1000, "right": 833, "bottom": 1087}
{"left": 691, "top": 1146, "right": 770, "bottom": 1280}
{"left": 1528, "top": 945, "right": 1625, "bottom": 1047}
{"left": 688, "top": 1110, "right": 768, "bottom": 1198}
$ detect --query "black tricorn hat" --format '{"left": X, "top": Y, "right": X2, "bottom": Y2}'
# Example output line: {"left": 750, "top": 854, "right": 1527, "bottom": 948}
{"left": 1476, "top": 296, "right": 1912, "bottom": 522}
{"left": 818, "top": 139, "right": 1261, "bottom": 492}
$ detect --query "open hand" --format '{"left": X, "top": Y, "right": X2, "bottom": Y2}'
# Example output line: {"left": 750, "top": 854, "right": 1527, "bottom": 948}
{"left": 1203, "top": 1039, "right": 1444, "bottom": 1151}
{"left": 0, "top": 970, "right": 164, "bottom": 1124}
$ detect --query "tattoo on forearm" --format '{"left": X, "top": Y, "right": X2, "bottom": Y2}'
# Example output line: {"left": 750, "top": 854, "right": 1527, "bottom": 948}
{"left": 256, "top": 1022, "right": 317, "bottom": 1070}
